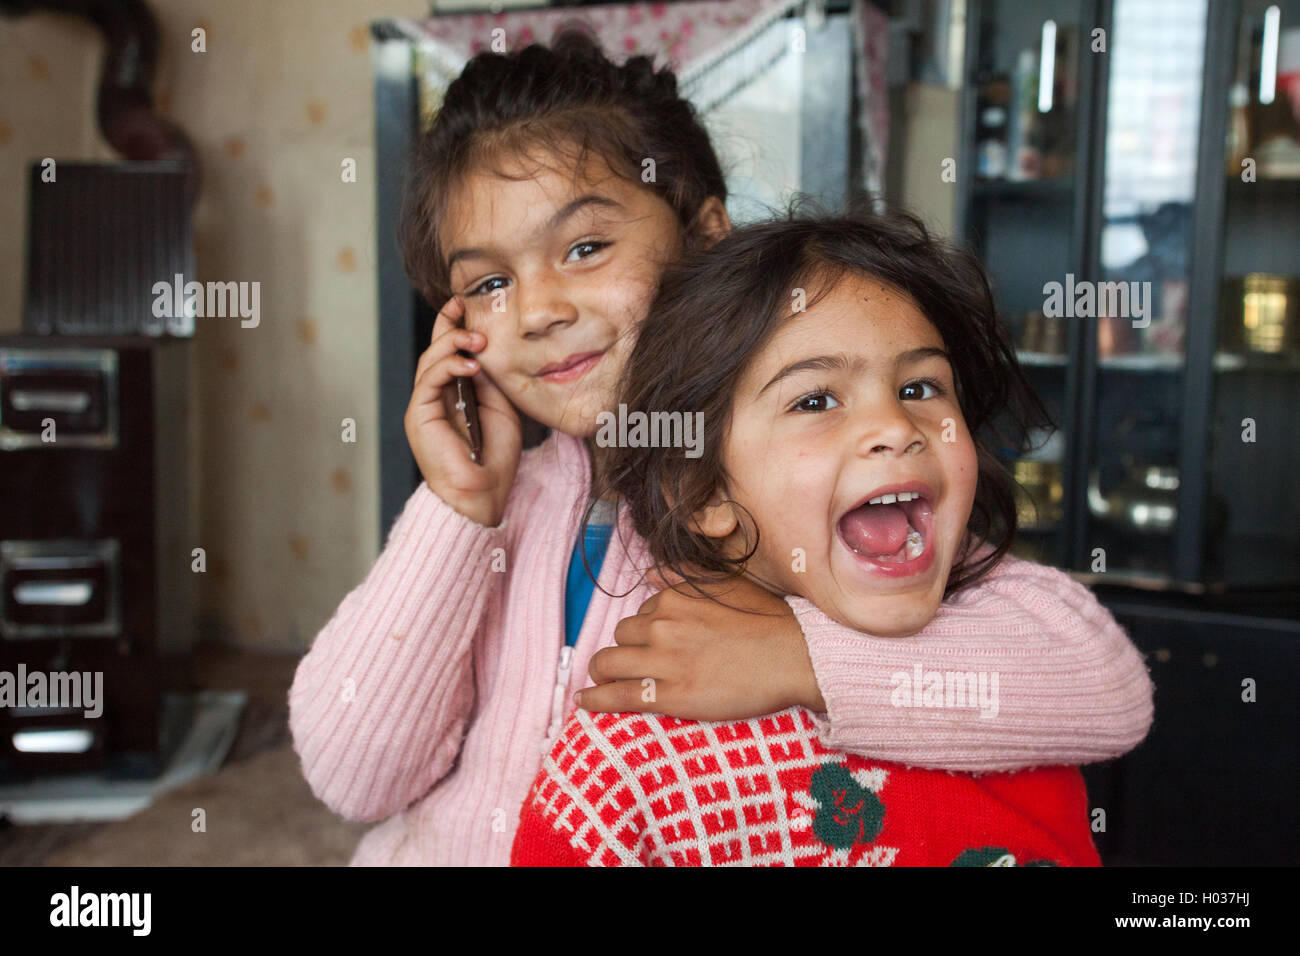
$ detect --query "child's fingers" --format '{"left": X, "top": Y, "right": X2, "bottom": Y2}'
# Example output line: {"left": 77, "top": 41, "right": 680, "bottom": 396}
{"left": 409, "top": 352, "right": 482, "bottom": 424}
{"left": 420, "top": 296, "right": 464, "bottom": 370}
{"left": 414, "top": 327, "right": 484, "bottom": 388}
{"left": 414, "top": 298, "right": 483, "bottom": 384}
{"left": 586, "top": 643, "right": 659, "bottom": 685}
{"left": 610, "top": 608, "right": 655, "bottom": 647}
{"left": 572, "top": 679, "right": 658, "bottom": 715}
{"left": 431, "top": 294, "right": 466, "bottom": 337}
{"left": 414, "top": 332, "right": 473, "bottom": 385}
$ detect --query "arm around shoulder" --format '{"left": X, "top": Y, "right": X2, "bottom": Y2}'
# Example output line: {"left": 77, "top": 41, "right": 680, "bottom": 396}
{"left": 790, "top": 553, "right": 1154, "bottom": 772}
{"left": 974, "top": 556, "right": 1155, "bottom": 756}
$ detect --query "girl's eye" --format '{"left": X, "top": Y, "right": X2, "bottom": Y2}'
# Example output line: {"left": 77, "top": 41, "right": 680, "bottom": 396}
{"left": 468, "top": 276, "right": 508, "bottom": 297}
{"left": 900, "top": 379, "right": 943, "bottom": 401}
{"left": 790, "top": 390, "right": 839, "bottom": 413}
{"left": 566, "top": 240, "right": 609, "bottom": 262}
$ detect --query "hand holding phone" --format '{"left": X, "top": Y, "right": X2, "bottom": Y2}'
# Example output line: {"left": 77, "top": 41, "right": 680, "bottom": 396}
{"left": 405, "top": 296, "right": 522, "bottom": 527}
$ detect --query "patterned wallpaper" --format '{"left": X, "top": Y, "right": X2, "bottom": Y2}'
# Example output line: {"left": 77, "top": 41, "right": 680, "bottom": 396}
{"left": 0, "top": 0, "right": 521, "bottom": 652}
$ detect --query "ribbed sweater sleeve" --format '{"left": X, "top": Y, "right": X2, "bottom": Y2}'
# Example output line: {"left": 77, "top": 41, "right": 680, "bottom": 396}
{"left": 288, "top": 481, "right": 509, "bottom": 821}
{"left": 793, "top": 556, "right": 1154, "bottom": 771}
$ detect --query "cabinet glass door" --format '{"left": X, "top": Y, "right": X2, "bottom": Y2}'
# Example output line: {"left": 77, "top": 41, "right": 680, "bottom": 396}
{"left": 1204, "top": 0, "right": 1300, "bottom": 587}
{"left": 1083, "top": 0, "right": 1208, "bottom": 582}
{"left": 966, "top": 0, "right": 1091, "bottom": 564}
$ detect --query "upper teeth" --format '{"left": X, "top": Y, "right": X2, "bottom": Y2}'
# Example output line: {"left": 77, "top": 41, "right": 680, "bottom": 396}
{"left": 867, "top": 492, "right": 920, "bottom": 505}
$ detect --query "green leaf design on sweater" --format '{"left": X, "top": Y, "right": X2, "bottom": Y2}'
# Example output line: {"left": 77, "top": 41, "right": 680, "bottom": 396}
{"left": 950, "top": 846, "right": 1058, "bottom": 867}
{"left": 810, "top": 764, "right": 885, "bottom": 849}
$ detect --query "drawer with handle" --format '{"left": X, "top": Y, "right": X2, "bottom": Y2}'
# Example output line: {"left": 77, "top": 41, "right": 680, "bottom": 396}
{"left": 1, "top": 709, "right": 107, "bottom": 776}
{"left": 0, "top": 348, "right": 118, "bottom": 449}
{"left": 0, "top": 539, "right": 121, "bottom": 639}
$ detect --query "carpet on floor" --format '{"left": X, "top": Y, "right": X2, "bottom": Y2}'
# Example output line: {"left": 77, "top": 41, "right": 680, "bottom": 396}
{"left": 39, "top": 744, "right": 370, "bottom": 866}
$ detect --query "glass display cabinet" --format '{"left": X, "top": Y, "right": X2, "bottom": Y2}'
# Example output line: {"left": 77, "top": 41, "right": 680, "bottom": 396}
{"left": 957, "top": 0, "right": 1300, "bottom": 867}
{"left": 958, "top": 0, "right": 1300, "bottom": 594}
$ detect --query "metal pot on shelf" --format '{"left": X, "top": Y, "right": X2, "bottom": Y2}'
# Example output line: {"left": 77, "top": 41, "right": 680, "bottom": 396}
{"left": 1088, "top": 463, "right": 1179, "bottom": 533}
{"left": 1012, "top": 429, "right": 1065, "bottom": 530}
{"left": 1014, "top": 460, "right": 1064, "bottom": 529}
{"left": 1219, "top": 274, "right": 1300, "bottom": 356}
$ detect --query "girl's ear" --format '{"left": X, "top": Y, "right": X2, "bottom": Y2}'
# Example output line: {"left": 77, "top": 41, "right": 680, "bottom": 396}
{"left": 690, "top": 487, "right": 739, "bottom": 540}
{"left": 694, "top": 196, "right": 732, "bottom": 245}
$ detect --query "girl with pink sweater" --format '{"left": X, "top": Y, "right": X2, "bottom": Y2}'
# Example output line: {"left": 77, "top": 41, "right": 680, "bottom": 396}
{"left": 288, "top": 34, "right": 1153, "bottom": 866}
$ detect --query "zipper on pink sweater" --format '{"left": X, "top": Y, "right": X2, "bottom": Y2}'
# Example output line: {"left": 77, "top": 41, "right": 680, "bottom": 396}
{"left": 540, "top": 644, "right": 574, "bottom": 752}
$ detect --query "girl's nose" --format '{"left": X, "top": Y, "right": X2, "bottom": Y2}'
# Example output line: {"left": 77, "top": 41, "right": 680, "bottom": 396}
{"left": 854, "top": 399, "right": 927, "bottom": 458}
{"left": 515, "top": 275, "right": 578, "bottom": 338}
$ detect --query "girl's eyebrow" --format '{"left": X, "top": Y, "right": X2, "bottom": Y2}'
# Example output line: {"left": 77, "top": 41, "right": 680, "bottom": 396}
{"left": 445, "top": 195, "right": 625, "bottom": 272}
{"left": 545, "top": 194, "right": 624, "bottom": 232}
{"left": 446, "top": 246, "right": 492, "bottom": 272}
{"left": 758, "top": 353, "right": 863, "bottom": 397}
{"left": 896, "top": 345, "right": 950, "bottom": 366}
{"left": 757, "top": 346, "right": 949, "bottom": 398}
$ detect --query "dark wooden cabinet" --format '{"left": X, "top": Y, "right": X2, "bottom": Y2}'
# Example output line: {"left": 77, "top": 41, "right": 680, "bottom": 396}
{"left": 0, "top": 336, "right": 195, "bottom": 780}
{"left": 1083, "top": 593, "right": 1300, "bottom": 865}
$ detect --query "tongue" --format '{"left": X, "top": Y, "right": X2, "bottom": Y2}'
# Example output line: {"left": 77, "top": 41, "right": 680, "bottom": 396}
{"left": 840, "top": 503, "right": 910, "bottom": 556}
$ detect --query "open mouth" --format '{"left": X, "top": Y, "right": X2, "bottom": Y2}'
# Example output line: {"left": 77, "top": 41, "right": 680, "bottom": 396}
{"left": 836, "top": 484, "right": 937, "bottom": 574}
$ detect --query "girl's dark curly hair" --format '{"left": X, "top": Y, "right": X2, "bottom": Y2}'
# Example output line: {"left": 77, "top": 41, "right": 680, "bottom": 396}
{"left": 399, "top": 29, "right": 727, "bottom": 308}
{"left": 603, "top": 200, "right": 1054, "bottom": 598}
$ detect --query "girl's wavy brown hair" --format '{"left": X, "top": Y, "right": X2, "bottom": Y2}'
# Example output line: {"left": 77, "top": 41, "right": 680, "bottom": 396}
{"left": 602, "top": 200, "right": 1053, "bottom": 599}
{"left": 398, "top": 29, "right": 727, "bottom": 308}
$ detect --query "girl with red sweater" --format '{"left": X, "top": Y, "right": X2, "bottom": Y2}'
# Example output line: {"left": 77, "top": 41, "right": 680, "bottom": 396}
{"left": 512, "top": 209, "right": 1117, "bottom": 866}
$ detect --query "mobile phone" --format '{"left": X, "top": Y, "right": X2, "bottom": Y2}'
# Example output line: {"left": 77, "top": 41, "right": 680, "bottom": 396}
{"left": 452, "top": 339, "right": 483, "bottom": 464}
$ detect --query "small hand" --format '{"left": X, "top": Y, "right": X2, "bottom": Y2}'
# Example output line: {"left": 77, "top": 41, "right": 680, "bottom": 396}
{"left": 577, "top": 568, "right": 826, "bottom": 721}
{"left": 404, "top": 296, "right": 521, "bottom": 526}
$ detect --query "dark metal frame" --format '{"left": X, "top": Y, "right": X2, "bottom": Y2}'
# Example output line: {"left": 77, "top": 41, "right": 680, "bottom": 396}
{"left": 1069, "top": 0, "right": 1110, "bottom": 573}
{"left": 1174, "top": 0, "right": 1237, "bottom": 583}
{"left": 373, "top": 27, "right": 422, "bottom": 546}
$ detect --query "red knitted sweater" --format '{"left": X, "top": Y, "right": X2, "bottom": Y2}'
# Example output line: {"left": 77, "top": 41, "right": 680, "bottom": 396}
{"left": 511, "top": 707, "right": 1101, "bottom": 867}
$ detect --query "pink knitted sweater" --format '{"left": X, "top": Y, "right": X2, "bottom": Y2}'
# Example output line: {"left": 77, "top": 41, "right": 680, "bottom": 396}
{"left": 288, "top": 431, "right": 1152, "bottom": 866}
